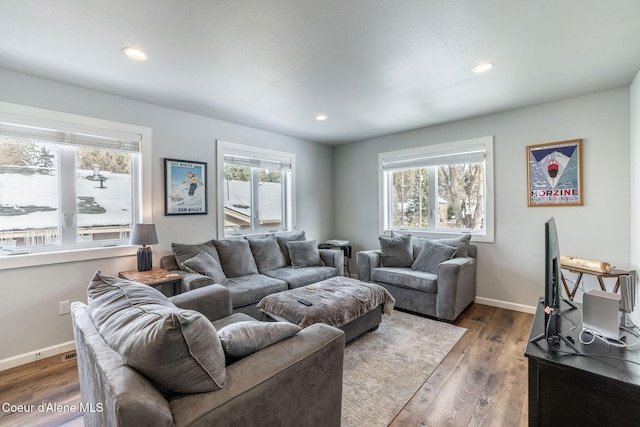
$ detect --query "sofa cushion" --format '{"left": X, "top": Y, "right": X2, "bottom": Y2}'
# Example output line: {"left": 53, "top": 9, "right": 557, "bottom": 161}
{"left": 213, "top": 238, "right": 259, "bottom": 278}
{"left": 247, "top": 234, "right": 287, "bottom": 273}
{"left": 218, "top": 321, "right": 301, "bottom": 360}
{"left": 212, "top": 312, "right": 256, "bottom": 330}
{"left": 287, "top": 239, "right": 325, "bottom": 269}
{"left": 181, "top": 250, "right": 227, "bottom": 284}
{"left": 391, "top": 231, "right": 426, "bottom": 259}
{"left": 87, "top": 271, "right": 227, "bottom": 394}
{"left": 379, "top": 234, "right": 413, "bottom": 267}
{"left": 392, "top": 231, "right": 472, "bottom": 258}
{"left": 263, "top": 266, "right": 338, "bottom": 289}
{"left": 411, "top": 239, "right": 458, "bottom": 274}
{"left": 276, "top": 231, "right": 306, "bottom": 265}
{"left": 437, "top": 235, "right": 472, "bottom": 258}
{"left": 224, "top": 274, "right": 289, "bottom": 307}
{"left": 172, "top": 241, "right": 221, "bottom": 267}
{"left": 372, "top": 267, "right": 437, "bottom": 293}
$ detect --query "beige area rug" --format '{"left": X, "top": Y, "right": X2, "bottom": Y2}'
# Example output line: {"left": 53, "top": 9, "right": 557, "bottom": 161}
{"left": 341, "top": 310, "right": 467, "bottom": 427}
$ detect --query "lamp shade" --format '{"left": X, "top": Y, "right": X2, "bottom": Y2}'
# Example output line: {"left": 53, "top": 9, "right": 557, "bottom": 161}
{"left": 130, "top": 223, "right": 158, "bottom": 246}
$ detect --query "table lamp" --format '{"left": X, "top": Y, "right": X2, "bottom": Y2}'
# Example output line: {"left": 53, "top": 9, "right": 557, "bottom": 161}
{"left": 130, "top": 223, "right": 158, "bottom": 271}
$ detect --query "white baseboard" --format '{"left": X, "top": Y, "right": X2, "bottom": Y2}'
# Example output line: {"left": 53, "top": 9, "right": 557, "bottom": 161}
{"left": 475, "top": 296, "right": 537, "bottom": 314}
{"left": 0, "top": 341, "right": 76, "bottom": 371}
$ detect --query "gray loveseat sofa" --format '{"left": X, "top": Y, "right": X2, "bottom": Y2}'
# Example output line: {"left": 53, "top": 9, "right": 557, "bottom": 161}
{"left": 71, "top": 271, "right": 345, "bottom": 427}
{"left": 357, "top": 233, "right": 476, "bottom": 322}
{"left": 160, "top": 231, "right": 344, "bottom": 318}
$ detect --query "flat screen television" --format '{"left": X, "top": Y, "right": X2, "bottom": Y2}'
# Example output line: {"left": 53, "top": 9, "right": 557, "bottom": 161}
{"left": 530, "top": 217, "right": 577, "bottom": 348}
{"left": 544, "top": 216, "right": 561, "bottom": 313}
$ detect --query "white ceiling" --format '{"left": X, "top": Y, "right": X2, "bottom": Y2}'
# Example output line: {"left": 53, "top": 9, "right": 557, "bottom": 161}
{"left": 1, "top": 1, "right": 640, "bottom": 145}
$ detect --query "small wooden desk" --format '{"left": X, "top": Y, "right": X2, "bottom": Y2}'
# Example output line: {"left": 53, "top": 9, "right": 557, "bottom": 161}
{"left": 560, "top": 264, "right": 631, "bottom": 301}
{"left": 119, "top": 267, "right": 180, "bottom": 296}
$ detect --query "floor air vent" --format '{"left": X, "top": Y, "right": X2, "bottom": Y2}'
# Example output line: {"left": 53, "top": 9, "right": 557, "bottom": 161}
{"left": 61, "top": 352, "right": 77, "bottom": 362}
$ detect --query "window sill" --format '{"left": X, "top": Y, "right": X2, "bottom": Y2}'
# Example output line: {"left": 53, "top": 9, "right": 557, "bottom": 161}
{"left": 0, "top": 245, "right": 137, "bottom": 271}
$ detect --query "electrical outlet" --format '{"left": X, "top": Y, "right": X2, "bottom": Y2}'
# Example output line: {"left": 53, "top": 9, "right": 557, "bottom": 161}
{"left": 35, "top": 351, "right": 41, "bottom": 360}
{"left": 59, "top": 300, "right": 70, "bottom": 315}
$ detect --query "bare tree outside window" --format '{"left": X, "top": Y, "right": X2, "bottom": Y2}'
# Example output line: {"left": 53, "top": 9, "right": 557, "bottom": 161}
{"left": 390, "top": 162, "right": 484, "bottom": 232}
{"left": 438, "top": 162, "right": 484, "bottom": 230}
{"left": 391, "top": 168, "right": 429, "bottom": 228}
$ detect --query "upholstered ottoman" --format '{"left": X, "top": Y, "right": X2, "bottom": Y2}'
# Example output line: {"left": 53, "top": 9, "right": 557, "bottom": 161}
{"left": 256, "top": 276, "right": 395, "bottom": 342}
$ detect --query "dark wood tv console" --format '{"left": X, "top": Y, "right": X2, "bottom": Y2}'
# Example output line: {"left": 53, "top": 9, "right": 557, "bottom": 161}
{"left": 525, "top": 299, "right": 640, "bottom": 426}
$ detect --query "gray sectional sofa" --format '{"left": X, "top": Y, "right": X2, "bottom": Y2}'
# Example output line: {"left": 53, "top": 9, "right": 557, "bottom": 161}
{"left": 357, "top": 233, "right": 476, "bottom": 322}
{"left": 160, "top": 231, "right": 344, "bottom": 318}
{"left": 72, "top": 271, "right": 344, "bottom": 427}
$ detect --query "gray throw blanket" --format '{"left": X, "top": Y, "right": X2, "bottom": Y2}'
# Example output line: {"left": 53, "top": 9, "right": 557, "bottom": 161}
{"left": 257, "top": 276, "right": 395, "bottom": 329}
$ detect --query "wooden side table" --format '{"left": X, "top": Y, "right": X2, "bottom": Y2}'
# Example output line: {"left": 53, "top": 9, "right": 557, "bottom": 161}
{"left": 119, "top": 267, "right": 180, "bottom": 296}
{"left": 560, "top": 264, "right": 632, "bottom": 301}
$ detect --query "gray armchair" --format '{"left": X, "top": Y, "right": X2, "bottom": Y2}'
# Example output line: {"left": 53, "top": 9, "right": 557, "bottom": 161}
{"left": 72, "top": 283, "right": 345, "bottom": 427}
{"left": 357, "top": 240, "right": 477, "bottom": 322}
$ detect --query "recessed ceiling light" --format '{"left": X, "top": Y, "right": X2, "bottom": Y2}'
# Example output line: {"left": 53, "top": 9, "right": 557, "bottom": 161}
{"left": 315, "top": 114, "right": 328, "bottom": 121}
{"left": 472, "top": 62, "right": 494, "bottom": 73}
{"left": 122, "top": 47, "right": 148, "bottom": 61}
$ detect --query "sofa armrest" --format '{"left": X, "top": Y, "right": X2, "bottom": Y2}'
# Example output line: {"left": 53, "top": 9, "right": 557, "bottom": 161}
{"left": 356, "top": 250, "right": 381, "bottom": 282}
{"left": 160, "top": 254, "right": 217, "bottom": 294}
{"left": 178, "top": 272, "right": 217, "bottom": 293}
{"left": 169, "top": 323, "right": 345, "bottom": 426}
{"left": 170, "top": 284, "right": 232, "bottom": 322}
{"left": 160, "top": 254, "right": 180, "bottom": 271}
{"left": 436, "top": 257, "right": 477, "bottom": 321}
{"left": 319, "top": 249, "right": 344, "bottom": 273}
{"left": 71, "top": 303, "right": 173, "bottom": 427}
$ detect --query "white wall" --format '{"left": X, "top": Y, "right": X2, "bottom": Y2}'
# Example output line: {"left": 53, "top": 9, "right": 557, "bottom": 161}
{"left": 334, "top": 88, "right": 631, "bottom": 311}
{"left": 0, "top": 68, "right": 334, "bottom": 363}
{"left": 630, "top": 70, "right": 640, "bottom": 324}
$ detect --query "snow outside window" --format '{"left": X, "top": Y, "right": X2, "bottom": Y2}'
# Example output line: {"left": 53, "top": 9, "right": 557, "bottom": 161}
{"left": 216, "top": 140, "right": 295, "bottom": 237}
{"left": 0, "top": 107, "right": 145, "bottom": 255}
{"left": 379, "top": 136, "right": 494, "bottom": 243}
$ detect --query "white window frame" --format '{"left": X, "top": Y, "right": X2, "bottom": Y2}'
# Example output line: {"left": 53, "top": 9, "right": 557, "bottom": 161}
{"left": 379, "top": 135, "right": 494, "bottom": 243}
{"left": 216, "top": 140, "right": 295, "bottom": 237}
{"left": 0, "top": 101, "right": 152, "bottom": 270}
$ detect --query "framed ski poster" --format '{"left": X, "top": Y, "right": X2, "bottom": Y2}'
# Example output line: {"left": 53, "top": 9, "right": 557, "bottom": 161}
{"left": 164, "top": 158, "right": 208, "bottom": 215}
{"left": 526, "top": 139, "right": 583, "bottom": 207}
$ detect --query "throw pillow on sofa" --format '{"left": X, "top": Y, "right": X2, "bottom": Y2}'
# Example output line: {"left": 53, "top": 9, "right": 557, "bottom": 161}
{"left": 87, "top": 270, "right": 227, "bottom": 394}
{"left": 246, "top": 234, "right": 287, "bottom": 273}
{"left": 276, "top": 230, "right": 306, "bottom": 265}
{"left": 218, "top": 321, "right": 301, "bottom": 360}
{"left": 437, "top": 234, "right": 472, "bottom": 258}
{"left": 379, "top": 234, "right": 413, "bottom": 267}
{"left": 181, "top": 250, "right": 227, "bottom": 284}
{"left": 286, "top": 239, "right": 325, "bottom": 268}
{"left": 172, "top": 240, "right": 221, "bottom": 265}
{"left": 213, "top": 238, "right": 259, "bottom": 277}
{"left": 411, "top": 239, "right": 458, "bottom": 274}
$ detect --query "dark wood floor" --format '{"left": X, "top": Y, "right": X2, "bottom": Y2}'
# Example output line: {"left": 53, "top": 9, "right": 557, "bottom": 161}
{"left": 0, "top": 303, "right": 533, "bottom": 427}
{"left": 0, "top": 353, "right": 83, "bottom": 427}
{"left": 391, "top": 304, "right": 533, "bottom": 427}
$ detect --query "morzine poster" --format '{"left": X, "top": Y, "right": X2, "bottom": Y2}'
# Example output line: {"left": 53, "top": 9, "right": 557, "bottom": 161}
{"left": 527, "top": 139, "right": 583, "bottom": 207}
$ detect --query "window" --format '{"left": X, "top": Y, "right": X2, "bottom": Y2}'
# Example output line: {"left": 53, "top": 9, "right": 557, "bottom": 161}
{"left": 0, "top": 102, "right": 151, "bottom": 260}
{"left": 379, "top": 136, "right": 494, "bottom": 242}
{"left": 216, "top": 140, "right": 295, "bottom": 237}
